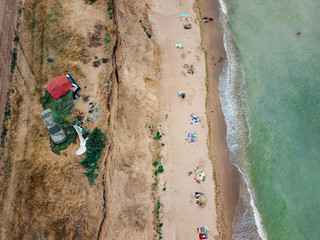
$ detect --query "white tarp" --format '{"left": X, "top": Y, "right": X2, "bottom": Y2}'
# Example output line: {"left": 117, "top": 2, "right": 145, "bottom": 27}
{"left": 73, "top": 125, "right": 88, "bottom": 155}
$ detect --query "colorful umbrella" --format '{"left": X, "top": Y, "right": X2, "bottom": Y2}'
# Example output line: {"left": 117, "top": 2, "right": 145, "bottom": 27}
{"left": 199, "top": 195, "right": 207, "bottom": 204}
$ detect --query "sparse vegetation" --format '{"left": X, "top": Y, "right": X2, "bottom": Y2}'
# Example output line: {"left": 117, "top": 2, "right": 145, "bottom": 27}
{"left": 13, "top": 36, "right": 20, "bottom": 43}
{"left": 4, "top": 102, "right": 11, "bottom": 119}
{"left": 154, "top": 131, "right": 162, "bottom": 140}
{"left": 148, "top": 125, "right": 163, "bottom": 141}
{"left": 86, "top": 0, "right": 96, "bottom": 3}
{"left": 18, "top": 7, "right": 24, "bottom": 14}
{"left": 1, "top": 125, "right": 8, "bottom": 147}
{"left": 162, "top": 182, "right": 167, "bottom": 191}
{"left": 108, "top": 4, "right": 113, "bottom": 19}
{"left": 10, "top": 48, "right": 18, "bottom": 74}
{"left": 80, "top": 128, "right": 106, "bottom": 185}
{"left": 152, "top": 154, "right": 164, "bottom": 186}
{"left": 153, "top": 198, "right": 163, "bottom": 239}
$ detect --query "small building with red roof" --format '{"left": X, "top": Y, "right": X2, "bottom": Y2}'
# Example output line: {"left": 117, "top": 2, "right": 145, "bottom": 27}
{"left": 47, "top": 75, "right": 73, "bottom": 99}
{"left": 46, "top": 74, "right": 81, "bottom": 100}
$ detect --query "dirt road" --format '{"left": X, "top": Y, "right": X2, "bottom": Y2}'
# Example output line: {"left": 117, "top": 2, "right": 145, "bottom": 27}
{"left": 0, "top": 0, "right": 20, "bottom": 125}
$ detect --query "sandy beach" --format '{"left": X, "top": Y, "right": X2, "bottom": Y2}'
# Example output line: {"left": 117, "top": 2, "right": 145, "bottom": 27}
{"left": 0, "top": 0, "right": 240, "bottom": 238}
{"left": 148, "top": 0, "right": 225, "bottom": 238}
{"left": 148, "top": 0, "right": 240, "bottom": 239}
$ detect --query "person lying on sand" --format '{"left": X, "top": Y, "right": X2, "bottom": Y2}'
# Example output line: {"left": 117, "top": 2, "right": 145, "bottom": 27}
{"left": 195, "top": 192, "right": 202, "bottom": 199}
{"left": 184, "top": 23, "right": 192, "bottom": 29}
{"left": 202, "top": 16, "right": 214, "bottom": 22}
{"left": 196, "top": 200, "right": 204, "bottom": 208}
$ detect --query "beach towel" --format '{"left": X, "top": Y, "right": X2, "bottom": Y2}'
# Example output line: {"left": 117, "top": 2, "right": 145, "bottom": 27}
{"left": 199, "top": 233, "right": 208, "bottom": 239}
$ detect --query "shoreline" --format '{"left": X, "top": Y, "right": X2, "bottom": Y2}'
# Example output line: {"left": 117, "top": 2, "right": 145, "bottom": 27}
{"left": 197, "top": 0, "right": 241, "bottom": 239}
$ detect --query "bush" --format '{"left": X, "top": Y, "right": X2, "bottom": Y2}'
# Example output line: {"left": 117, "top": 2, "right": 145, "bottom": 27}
{"left": 11, "top": 48, "right": 18, "bottom": 73}
{"left": 80, "top": 128, "right": 106, "bottom": 184}
{"left": 158, "top": 165, "right": 164, "bottom": 173}
{"left": 1, "top": 125, "right": 8, "bottom": 147}
{"left": 82, "top": 126, "right": 89, "bottom": 138}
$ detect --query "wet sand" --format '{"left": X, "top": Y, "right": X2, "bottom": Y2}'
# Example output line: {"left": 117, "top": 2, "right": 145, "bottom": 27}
{"left": 198, "top": 0, "right": 240, "bottom": 239}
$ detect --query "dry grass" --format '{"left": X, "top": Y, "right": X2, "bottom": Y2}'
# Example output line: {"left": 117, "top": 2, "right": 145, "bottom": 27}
{"left": 24, "top": 0, "right": 87, "bottom": 84}
{"left": 0, "top": 0, "right": 117, "bottom": 239}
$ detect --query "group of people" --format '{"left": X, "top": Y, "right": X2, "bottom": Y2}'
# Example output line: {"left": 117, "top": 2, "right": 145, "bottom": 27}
{"left": 178, "top": 91, "right": 187, "bottom": 98}
{"left": 178, "top": 14, "right": 211, "bottom": 239}
{"left": 184, "top": 64, "right": 195, "bottom": 75}
{"left": 194, "top": 192, "right": 206, "bottom": 208}
{"left": 196, "top": 226, "right": 210, "bottom": 239}
{"left": 186, "top": 131, "right": 197, "bottom": 143}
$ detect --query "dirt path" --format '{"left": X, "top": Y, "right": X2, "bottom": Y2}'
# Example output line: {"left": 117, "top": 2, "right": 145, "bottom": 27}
{"left": 0, "top": 0, "right": 20, "bottom": 125}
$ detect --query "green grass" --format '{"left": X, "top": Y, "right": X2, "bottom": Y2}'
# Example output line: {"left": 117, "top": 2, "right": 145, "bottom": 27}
{"left": 40, "top": 90, "right": 77, "bottom": 154}
{"left": 50, "top": 127, "right": 77, "bottom": 155}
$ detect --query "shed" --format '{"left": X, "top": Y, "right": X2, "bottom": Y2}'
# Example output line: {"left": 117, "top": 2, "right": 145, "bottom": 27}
{"left": 47, "top": 75, "right": 73, "bottom": 99}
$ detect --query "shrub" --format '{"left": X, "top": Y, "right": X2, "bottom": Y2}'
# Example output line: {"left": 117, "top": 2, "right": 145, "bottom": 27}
{"left": 1, "top": 126, "right": 8, "bottom": 147}
{"left": 158, "top": 165, "right": 164, "bottom": 173}
{"left": 80, "top": 128, "right": 106, "bottom": 184}
{"left": 154, "top": 131, "right": 162, "bottom": 140}
{"left": 82, "top": 126, "right": 89, "bottom": 138}
{"left": 11, "top": 48, "right": 18, "bottom": 73}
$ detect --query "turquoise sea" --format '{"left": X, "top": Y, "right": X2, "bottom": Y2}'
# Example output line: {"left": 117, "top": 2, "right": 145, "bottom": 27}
{"left": 218, "top": 0, "right": 320, "bottom": 239}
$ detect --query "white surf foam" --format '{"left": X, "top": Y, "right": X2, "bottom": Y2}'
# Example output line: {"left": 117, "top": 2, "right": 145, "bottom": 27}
{"left": 217, "top": 1, "right": 268, "bottom": 239}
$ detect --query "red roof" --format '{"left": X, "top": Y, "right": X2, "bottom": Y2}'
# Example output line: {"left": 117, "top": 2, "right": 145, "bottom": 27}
{"left": 47, "top": 75, "right": 73, "bottom": 99}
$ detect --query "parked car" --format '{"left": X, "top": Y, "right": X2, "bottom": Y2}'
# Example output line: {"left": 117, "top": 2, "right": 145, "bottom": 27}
{"left": 40, "top": 109, "right": 67, "bottom": 144}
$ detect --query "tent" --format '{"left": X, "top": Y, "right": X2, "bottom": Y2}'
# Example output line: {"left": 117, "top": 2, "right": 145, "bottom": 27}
{"left": 47, "top": 75, "right": 73, "bottom": 99}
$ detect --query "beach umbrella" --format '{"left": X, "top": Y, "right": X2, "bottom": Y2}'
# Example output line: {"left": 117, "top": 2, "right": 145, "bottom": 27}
{"left": 199, "top": 195, "right": 207, "bottom": 204}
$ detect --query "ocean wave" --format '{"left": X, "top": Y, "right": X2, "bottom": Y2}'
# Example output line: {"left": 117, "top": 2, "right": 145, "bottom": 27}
{"left": 217, "top": 1, "right": 268, "bottom": 239}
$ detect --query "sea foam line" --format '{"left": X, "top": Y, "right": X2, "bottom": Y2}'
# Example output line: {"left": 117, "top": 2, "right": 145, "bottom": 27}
{"left": 217, "top": 0, "right": 268, "bottom": 239}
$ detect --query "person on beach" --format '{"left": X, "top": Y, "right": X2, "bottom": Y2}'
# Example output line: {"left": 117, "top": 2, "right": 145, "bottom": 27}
{"left": 196, "top": 200, "right": 204, "bottom": 208}
{"left": 178, "top": 91, "right": 186, "bottom": 98}
{"left": 202, "top": 16, "right": 214, "bottom": 23}
{"left": 195, "top": 192, "right": 202, "bottom": 199}
{"left": 218, "top": 54, "right": 224, "bottom": 63}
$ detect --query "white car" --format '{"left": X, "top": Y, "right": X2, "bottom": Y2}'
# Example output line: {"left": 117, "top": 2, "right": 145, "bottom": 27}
{"left": 40, "top": 109, "right": 67, "bottom": 144}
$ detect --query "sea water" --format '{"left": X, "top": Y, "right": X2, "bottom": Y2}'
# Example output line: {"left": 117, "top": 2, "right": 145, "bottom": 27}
{"left": 217, "top": 0, "right": 320, "bottom": 239}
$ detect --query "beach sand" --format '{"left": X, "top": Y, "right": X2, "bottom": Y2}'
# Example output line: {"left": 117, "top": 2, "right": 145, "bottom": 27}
{"left": 147, "top": 0, "right": 220, "bottom": 238}
{"left": 148, "top": 0, "right": 240, "bottom": 239}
